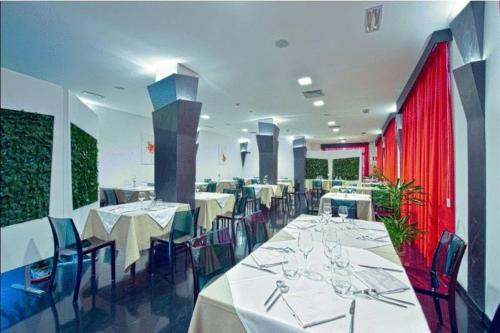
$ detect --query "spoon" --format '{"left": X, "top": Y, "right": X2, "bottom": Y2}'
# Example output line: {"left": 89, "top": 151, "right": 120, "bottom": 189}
{"left": 266, "top": 283, "right": 289, "bottom": 312}
{"left": 264, "top": 280, "right": 284, "bottom": 306}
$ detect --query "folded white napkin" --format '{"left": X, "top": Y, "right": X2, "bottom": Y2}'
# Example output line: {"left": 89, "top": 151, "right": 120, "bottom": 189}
{"left": 147, "top": 205, "right": 178, "bottom": 229}
{"left": 214, "top": 194, "right": 231, "bottom": 208}
{"left": 251, "top": 250, "right": 283, "bottom": 266}
{"left": 97, "top": 203, "right": 140, "bottom": 233}
{"left": 282, "top": 290, "right": 349, "bottom": 329}
{"left": 355, "top": 269, "right": 409, "bottom": 294}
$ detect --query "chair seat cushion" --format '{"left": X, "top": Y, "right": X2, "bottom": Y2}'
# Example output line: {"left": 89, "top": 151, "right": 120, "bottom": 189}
{"left": 405, "top": 266, "right": 450, "bottom": 295}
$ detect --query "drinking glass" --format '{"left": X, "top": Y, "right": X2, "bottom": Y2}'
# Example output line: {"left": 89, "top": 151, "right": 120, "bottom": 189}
{"left": 323, "top": 205, "right": 332, "bottom": 222}
{"left": 332, "top": 267, "right": 352, "bottom": 295}
{"left": 335, "top": 244, "right": 350, "bottom": 269}
{"left": 338, "top": 206, "right": 348, "bottom": 223}
{"left": 138, "top": 191, "right": 146, "bottom": 209}
{"left": 323, "top": 227, "right": 338, "bottom": 271}
{"left": 282, "top": 253, "right": 300, "bottom": 280}
{"left": 298, "top": 230, "right": 314, "bottom": 277}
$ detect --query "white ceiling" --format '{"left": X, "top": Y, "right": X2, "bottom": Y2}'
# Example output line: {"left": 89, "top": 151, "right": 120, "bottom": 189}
{"left": 1, "top": 1, "right": 454, "bottom": 143}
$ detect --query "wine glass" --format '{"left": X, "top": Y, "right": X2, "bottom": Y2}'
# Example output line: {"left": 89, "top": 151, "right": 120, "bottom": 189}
{"left": 298, "top": 230, "right": 314, "bottom": 277}
{"left": 149, "top": 190, "right": 156, "bottom": 208}
{"left": 323, "top": 227, "right": 338, "bottom": 271}
{"left": 323, "top": 205, "right": 332, "bottom": 223}
{"left": 338, "top": 206, "right": 348, "bottom": 223}
{"left": 138, "top": 191, "right": 146, "bottom": 209}
{"left": 335, "top": 243, "right": 350, "bottom": 269}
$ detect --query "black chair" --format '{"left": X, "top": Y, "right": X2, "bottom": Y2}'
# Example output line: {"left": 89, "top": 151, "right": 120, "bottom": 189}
{"left": 207, "top": 182, "right": 217, "bottom": 193}
{"left": 243, "top": 186, "right": 261, "bottom": 215}
{"left": 333, "top": 180, "right": 343, "bottom": 186}
{"left": 102, "top": 188, "right": 118, "bottom": 206}
{"left": 330, "top": 199, "right": 357, "bottom": 219}
{"left": 406, "top": 230, "right": 467, "bottom": 333}
{"left": 214, "top": 196, "right": 247, "bottom": 235}
{"left": 188, "top": 227, "right": 235, "bottom": 301}
{"left": 490, "top": 303, "right": 500, "bottom": 333}
{"left": 149, "top": 208, "right": 200, "bottom": 281}
{"left": 295, "top": 192, "right": 317, "bottom": 215}
{"left": 242, "top": 210, "right": 268, "bottom": 253}
{"left": 223, "top": 188, "right": 240, "bottom": 198}
{"left": 372, "top": 189, "right": 391, "bottom": 221}
{"left": 48, "top": 217, "right": 116, "bottom": 303}
{"left": 271, "top": 185, "right": 289, "bottom": 216}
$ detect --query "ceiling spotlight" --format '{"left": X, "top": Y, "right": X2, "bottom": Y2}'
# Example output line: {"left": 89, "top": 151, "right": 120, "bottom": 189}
{"left": 341, "top": 139, "right": 347, "bottom": 143}
{"left": 297, "top": 77, "right": 312, "bottom": 86}
{"left": 226, "top": 123, "right": 231, "bottom": 126}
{"left": 338, "top": 137, "right": 345, "bottom": 140}
{"left": 241, "top": 128, "right": 249, "bottom": 132}
{"left": 361, "top": 131, "right": 367, "bottom": 135}
{"left": 200, "top": 114, "right": 210, "bottom": 120}
{"left": 362, "top": 108, "right": 370, "bottom": 114}
{"left": 114, "top": 86, "right": 125, "bottom": 90}
{"left": 235, "top": 103, "right": 240, "bottom": 106}
{"left": 327, "top": 121, "right": 336, "bottom": 127}
{"left": 313, "top": 100, "right": 325, "bottom": 107}
{"left": 275, "top": 39, "right": 289, "bottom": 48}
{"left": 332, "top": 126, "right": 340, "bottom": 132}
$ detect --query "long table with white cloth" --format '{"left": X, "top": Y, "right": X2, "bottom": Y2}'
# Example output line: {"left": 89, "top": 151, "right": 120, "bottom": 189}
{"left": 188, "top": 215, "right": 429, "bottom": 333}
{"left": 319, "top": 192, "right": 375, "bottom": 221}
{"left": 83, "top": 200, "right": 190, "bottom": 271}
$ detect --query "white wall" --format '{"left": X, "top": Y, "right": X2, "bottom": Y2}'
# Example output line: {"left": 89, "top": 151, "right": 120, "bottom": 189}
{"left": 484, "top": 0, "right": 500, "bottom": 320}
{"left": 0, "top": 68, "right": 98, "bottom": 272}
{"left": 306, "top": 149, "right": 363, "bottom": 180}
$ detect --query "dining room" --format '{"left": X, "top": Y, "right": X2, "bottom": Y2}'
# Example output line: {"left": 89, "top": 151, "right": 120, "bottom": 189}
{"left": 1, "top": 1, "right": 499, "bottom": 333}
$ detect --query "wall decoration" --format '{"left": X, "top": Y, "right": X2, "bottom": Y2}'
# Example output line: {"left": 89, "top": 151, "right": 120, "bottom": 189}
{"left": 0, "top": 109, "right": 54, "bottom": 227}
{"left": 305, "top": 158, "right": 328, "bottom": 179}
{"left": 332, "top": 157, "right": 360, "bottom": 180}
{"left": 71, "top": 124, "right": 98, "bottom": 209}
{"left": 141, "top": 133, "right": 154, "bottom": 165}
{"left": 218, "top": 144, "right": 228, "bottom": 165}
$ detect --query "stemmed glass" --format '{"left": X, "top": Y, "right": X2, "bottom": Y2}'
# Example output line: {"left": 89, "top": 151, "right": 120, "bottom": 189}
{"left": 138, "top": 191, "right": 146, "bottom": 209}
{"left": 298, "top": 230, "right": 314, "bottom": 277}
{"left": 149, "top": 190, "right": 156, "bottom": 208}
{"left": 338, "top": 206, "right": 348, "bottom": 223}
{"left": 323, "top": 227, "right": 338, "bottom": 271}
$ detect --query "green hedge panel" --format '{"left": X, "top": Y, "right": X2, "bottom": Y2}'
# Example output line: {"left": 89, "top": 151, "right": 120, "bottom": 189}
{"left": 305, "top": 158, "right": 328, "bottom": 179}
{"left": 71, "top": 124, "right": 98, "bottom": 209}
{"left": 332, "top": 157, "right": 359, "bottom": 180}
{"left": 0, "top": 109, "right": 54, "bottom": 227}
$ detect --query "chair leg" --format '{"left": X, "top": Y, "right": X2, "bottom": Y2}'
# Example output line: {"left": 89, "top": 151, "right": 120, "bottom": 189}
{"left": 433, "top": 296, "right": 443, "bottom": 325}
{"left": 149, "top": 239, "right": 155, "bottom": 274}
{"left": 110, "top": 244, "right": 116, "bottom": 282}
{"left": 91, "top": 251, "right": 97, "bottom": 279}
{"left": 73, "top": 255, "right": 83, "bottom": 303}
{"left": 448, "top": 296, "right": 458, "bottom": 332}
{"left": 49, "top": 252, "right": 59, "bottom": 292}
{"left": 168, "top": 244, "right": 174, "bottom": 283}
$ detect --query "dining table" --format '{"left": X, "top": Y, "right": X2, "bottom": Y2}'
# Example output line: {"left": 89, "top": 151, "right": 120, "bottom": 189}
{"left": 188, "top": 215, "right": 429, "bottom": 333}
{"left": 111, "top": 185, "right": 154, "bottom": 204}
{"left": 329, "top": 186, "right": 378, "bottom": 195}
{"left": 245, "top": 184, "right": 285, "bottom": 208}
{"left": 215, "top": 179, "right": 237, "bottom": 193}
{"left": 82, "top": 200, "right": 190, "bottom": 271}
{"left": 304, "top": 179, "right": 333, "bottom": 191}
{"left": 319, "top": 192, "right": 375, "bottom": 221}
{"left": 195, "top": 192, "right": 236, "bottom": 230}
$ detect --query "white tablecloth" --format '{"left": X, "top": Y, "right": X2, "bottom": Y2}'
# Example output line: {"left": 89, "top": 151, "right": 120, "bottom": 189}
{"left": 319, "top": 192, "right": 374, "bottom": 221}
{"left": 195, "top": 192, "right": 236, "bottom": 230}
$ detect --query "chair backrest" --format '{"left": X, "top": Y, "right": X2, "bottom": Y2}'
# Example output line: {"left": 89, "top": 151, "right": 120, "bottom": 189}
{"left": 235, "top": 178, "right": 245, "bottom": 189}
{"left": 223, "top": 188, "right": 240, "bottom": 198}
{"left": 189, "top": 227, "right": 235, "bottom": 300}
{"left": 294, "top": 180, "right": 301, "bottom": 193}
{"left": 250, "top": 178, "right": 258, "bottom": 184}
{"left": 330, "top": 199, "right": 357, "bottom": 219}
{"left": 430, "top": 230, "right": 467, "bottom": 290}
{"left": 242, "top": 186, "right": 256, "bottom": 199}
{"left": 48, "top": 217, "right": 82, "bottom": 254}
{"left": 490, "top": 303, "right": 500, "bottom": 333}
{"left": 233, "top": 196, "right": 247, "bottom": 217}
{"left": 170, "top": 209, "right": 198, "bottom": 242}
{"left": 243, "top": 211, "right": 268, "bottom": 252}
{"left": 281, "top": 185, "right": 289, "bottom": 197}
{"left": 333, "top": 180, "right": 343, "bottom": 186}
{"left": 204, "top": 178, "right": 212, "bottom": 183}
{"left": 102, "top": 188, "right": 118, "bottom": 206}
{"left": 207, "top": 182, "right": 217, "bottom": 193}
{"left": 312, "top": 180, "right": 322, "bottom": 190}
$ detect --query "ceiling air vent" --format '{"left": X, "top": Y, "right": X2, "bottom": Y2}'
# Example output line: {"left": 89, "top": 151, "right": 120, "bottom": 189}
{"left": 365, "top": 5, "right": 382, "bottom": 33}
{"left": 302, "top": 89, "right": 324, "bottom": 99}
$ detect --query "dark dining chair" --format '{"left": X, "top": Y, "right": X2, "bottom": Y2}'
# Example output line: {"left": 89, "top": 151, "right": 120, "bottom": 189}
{"left": 206, "top": 182, "right": 217, "bottom": 193}
{"left": 48, "top": 217, "right": 116, "bottom": 303}
{"left": 333, "top": 180, "right": 343, "bottom": 186}
{"left": 330, "top": 199, "right": 358, "bottom": 219}
{"left": 295, "top": 192, "right": 318, "bottom": 215}
{"left": 223, "top": 188, "right": 240, "bottom": 198}
{"left": 214, "top": 196, "right": 247, "bottom": 236}
{"left": 406, "top": 230, "right": 467, "bottom": 333}
{"left": 490, "top": 304, "right": 500, "bottom": 333}
{"left": 102, "top": 188, "right": 118, "bottom": 206}
{"left": 271, "top": 185, "right": 289, "bottom": 216}
{"left": 149, "top": 208, "right": 200, "bottom": 281}
{"left": 243, "top": 210, "right": 268, "bottom": 253}
{"left": 188, "top": 227, "right": 235, "bottom": 301}
{"left": 243, "top": 186, "right": 261, "bottom": 215}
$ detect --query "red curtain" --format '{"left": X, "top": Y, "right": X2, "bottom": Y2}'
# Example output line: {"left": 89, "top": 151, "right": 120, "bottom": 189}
{"left": 382, "top": 119, "right": 397, "bottom": 183}
{"left": 401, "top": 42, "right": 455, "bottom": 264}
{"left": 375, "top": 137, "right": 384, "bottom": 174}
{"left": 320, "top": 143, "right": 370, "bottom": 177}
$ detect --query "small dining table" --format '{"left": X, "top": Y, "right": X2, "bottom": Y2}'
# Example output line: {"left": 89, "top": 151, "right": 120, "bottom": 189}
{"left": 195, "top": 192, "right": 236, "bottom": 230}
{"left": 82, "top": 200, "right": 190, "bottom": 271}
{"left": 245, "top": 184, "right": 284, "bottom": 208}
{"left": 111, "top": 185, "right": 154, "bottom": 204}
{"left": 319, "top": 192, "right": 374, "bottom": 221}
{"left": 189, "top": 215, "right": 429, "bottom": 333}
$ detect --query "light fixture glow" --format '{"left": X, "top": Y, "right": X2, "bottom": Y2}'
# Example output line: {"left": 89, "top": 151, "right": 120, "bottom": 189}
{"left": 338, "top": 137, "right": 345, "bottom": 140}
{"left": 332, "top": 125, "right": 340, "bottom": 132}
{"left": 313, "top": 100, "right": 325, "bottom": 107}
{"left": 238, "top": 138, "right": 250, "bottom": 143}
{"left": 200, "top": 114, "right": 210, "bottom": 120}
{"left": 340, "top": 139, "right": 347, "bottom": 143}
{"left": 297, "top": 77, "right": 312, "bottom": 86}
{"left": 327, "top": 121, "right": 336, "bottom": 127}
{"left": 241, "top": 128, "right": 249, "bottom": 132}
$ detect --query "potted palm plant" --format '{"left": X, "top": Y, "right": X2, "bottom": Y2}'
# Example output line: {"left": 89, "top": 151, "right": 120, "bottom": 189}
{"left": 372, "top": 177, "right": 424, "bottom": 257}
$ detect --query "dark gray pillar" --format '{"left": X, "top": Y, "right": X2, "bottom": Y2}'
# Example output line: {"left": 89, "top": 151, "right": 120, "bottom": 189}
{"left": 293, "top": 137, "right": 306, "bottom": 193}
{"left": 240, "top": 141, "right": 250, "bottom": 167}
{"left": 147, "top": 74, "right": 201, "bottom": 209}
{"left": 256, "top": 121, "right": 279, "bottom": 184}
{"left": 450, "top": 0, "right": 485, "bottom": 312}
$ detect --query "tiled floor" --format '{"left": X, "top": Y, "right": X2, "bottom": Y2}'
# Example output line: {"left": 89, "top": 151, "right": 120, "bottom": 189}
{"left": 0, "top": 206, "right": 490, "bottom": 333}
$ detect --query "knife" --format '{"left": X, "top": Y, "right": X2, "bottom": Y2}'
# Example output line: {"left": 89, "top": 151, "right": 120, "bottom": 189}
{"left": 241, "top": 263, "right": 277, "bottom": 274}
{"left": 358, "top": 264, "right": 403, "bottom": 273}
{"left": 349, "top": 299, "right": 356, "bottom": 333}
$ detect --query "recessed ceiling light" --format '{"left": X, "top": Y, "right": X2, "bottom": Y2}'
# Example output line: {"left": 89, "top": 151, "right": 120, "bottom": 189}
{"left": 82, "top": 90, "right": 105, "bottom": 99}
{"left": 341, "top": 139, "right": 347, "bottom": 143}
{"left": 332, "top": 126, "right": 340, "bottom": 132}
{"left": 361, "top": 131, "right": 367, "bottom": 135}
{"left": 236, "top": 103, "right": 240, "bottom": 106}
{"left": 362, "top": 108, "right": 370, "bottom": 114}
{"left": 114, "top": 86, "right": 125, "bottom": 90}
{"left": 328, "top": 121, "right": 336, "bottom": 127}
{"left": 249, "top": 110, "right": 254, "bottom": 113}
{"left": 297, "top": 77, "right": 312, "bottom": 86}
{"left": 238, "top": 138, "right": 250, "bottom": 143}
{"left": 226, "top": 123, "right": 231, "bottom": 126}
{"left": 275, "top": 39, "right": 289, "bottom": 48}
{"left": 242, "top": 128, "right": 249, "bottom": 132}
{"left": 313, "top": 100, "right": 325, "bottom": 107}
{"left": 339, "top": 137, "right": 345, "bottom": 140}
{"left": 200, "top": 114, "right": 210, "bottom": 120}
{"left": 323, "top": 113, "right": 330, "bottom": 116}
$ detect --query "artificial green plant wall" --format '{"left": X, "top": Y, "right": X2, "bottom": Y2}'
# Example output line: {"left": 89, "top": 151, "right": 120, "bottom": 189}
{"left": 332, "top": 157, "right": 360, "bottom": 180}
{"left": 0, "top": 109, "right": 54, "bottom": 227}
{"left": 71, "top": 124, "right": 98, "bottom": 209}
{"left": 305, "top": 158, "right": 329, "bottom": 179}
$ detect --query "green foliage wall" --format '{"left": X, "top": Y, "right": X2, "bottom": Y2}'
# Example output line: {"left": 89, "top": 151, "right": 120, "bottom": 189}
{"left": 71, "top": 124, "right": 98, "bottom": 209}
{"left": 332, "top": 157, "right": 360, "bottom": 180}
{"left": 305, "top": 158, "right": 329, "bottom": 179}
{"left": 0, "top": 109, "right": 54, "bottom": 227}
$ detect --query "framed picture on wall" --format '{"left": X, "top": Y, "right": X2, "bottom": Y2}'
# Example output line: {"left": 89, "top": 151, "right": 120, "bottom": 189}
{"left": 218, "top": 144, "right": 228, "bottom": 165}
{"left": 141, "top": 134, "right": 154, "bottom": 165}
